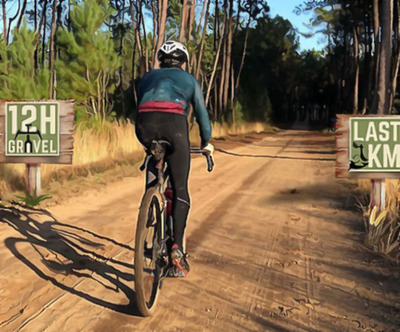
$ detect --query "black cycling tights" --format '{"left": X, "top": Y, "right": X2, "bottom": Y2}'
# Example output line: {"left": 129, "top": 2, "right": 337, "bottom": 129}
{"left": 136, "top": 112, "right": 190, "bottom": 251}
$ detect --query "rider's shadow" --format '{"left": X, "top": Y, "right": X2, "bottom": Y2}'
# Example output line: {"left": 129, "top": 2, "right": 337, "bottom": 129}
{"left": 0, "top": 204, "right": 139, "bottom": 316}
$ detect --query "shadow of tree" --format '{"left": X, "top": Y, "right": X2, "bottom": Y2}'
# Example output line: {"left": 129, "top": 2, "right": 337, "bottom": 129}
{"left": 0, "top": 203, "right": 139, "bottom": 316}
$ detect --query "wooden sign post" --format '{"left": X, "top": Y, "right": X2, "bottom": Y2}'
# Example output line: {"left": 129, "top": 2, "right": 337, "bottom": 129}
{"left": 26, "top": 164, "right": 41, "bottom": 197}
{"left": 0, "top": 100, "right": 74, "bottom": 196}
{"left": 336, "top": 115, "right": 400, "bottom": 214}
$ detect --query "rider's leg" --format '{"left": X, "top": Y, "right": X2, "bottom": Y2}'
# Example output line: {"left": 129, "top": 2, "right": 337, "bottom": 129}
{"left": 136, "top": 112, "right": 191, "bottom": 252}
{"left": 166, "top": 132, "right": 191, "bottom": 252}
{"left": 136, "top": 114, "right": 160, "bottom": 189}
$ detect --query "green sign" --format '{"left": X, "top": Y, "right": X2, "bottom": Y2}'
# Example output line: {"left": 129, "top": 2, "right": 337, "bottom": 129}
{"left": 5, "top": 102, "right": 60, "bottom": 156}
{"left": 349, "top": 117, "right": 400, "bottom": 172}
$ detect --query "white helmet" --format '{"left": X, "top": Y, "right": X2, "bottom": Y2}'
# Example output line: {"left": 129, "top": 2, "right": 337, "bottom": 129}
{"left": 158, "top": 41, "right": 190, "bottom": 67}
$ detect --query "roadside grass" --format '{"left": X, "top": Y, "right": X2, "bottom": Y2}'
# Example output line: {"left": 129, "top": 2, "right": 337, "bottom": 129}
{"left": 358, "top": 179, "right": 400, "bottom": 262}
{"left": 0, "top": 121, "right": 270, "bottom": 203}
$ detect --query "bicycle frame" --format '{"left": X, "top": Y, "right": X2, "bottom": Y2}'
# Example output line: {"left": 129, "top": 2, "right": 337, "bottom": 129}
{"left": 135, "top": 142, "right": 214, "bottom": 315}
{"left": 139, "top": 141, "right": 214, "bottom": 264}
{"left": 153, "top": 157, "right": 171, "bottom": 260}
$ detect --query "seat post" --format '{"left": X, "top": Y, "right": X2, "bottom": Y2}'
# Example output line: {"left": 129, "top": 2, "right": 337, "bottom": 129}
{"left": 150, "top": 140, "right": 169, "bottom": 161}
{"left": 150, "top": 140, "right": 171, "bottom": 188}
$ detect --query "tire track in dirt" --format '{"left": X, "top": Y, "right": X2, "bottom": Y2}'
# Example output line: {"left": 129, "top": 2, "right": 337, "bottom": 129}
{"left": 3, "top": 130, "right": 400, "bottom": 331}
{"left": 4, "top": 136, "right": 284, "bottom": 332}
{"left": 188, "top": 137, "right": 293, "bottom": 250}
{"left": 188, "top": 160, "right": 274, "bottom": 250}
{"left": 188, "top": 136, "right": 294, "bottom": 330}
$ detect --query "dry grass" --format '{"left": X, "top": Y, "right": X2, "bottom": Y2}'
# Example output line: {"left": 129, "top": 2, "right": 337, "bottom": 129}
{"left": 358, "top": 179, "right": 400, "bottom": 262}
{"left": 386, "top": 179, "right": 400, "bottom": 212}
{"left": 0, "top": 120, "right": 270, "bottom": 200}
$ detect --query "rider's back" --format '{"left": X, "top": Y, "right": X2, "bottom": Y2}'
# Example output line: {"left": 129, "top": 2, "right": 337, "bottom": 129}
{"left": 137, "top": 67, "right": 211, "bottom": 146}
{"left": 138, "top": 68, "right": 198, "bottom": 115}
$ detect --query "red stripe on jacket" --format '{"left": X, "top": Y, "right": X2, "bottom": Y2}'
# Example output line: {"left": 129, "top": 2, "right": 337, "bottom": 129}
{"left": 138, "top": 101, "right": 184, "bottom": 115}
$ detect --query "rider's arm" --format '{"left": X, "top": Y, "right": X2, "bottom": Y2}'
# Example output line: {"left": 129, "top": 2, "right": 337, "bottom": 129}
{"left": 191, "top": 77, "right": 211, "bottom": 148}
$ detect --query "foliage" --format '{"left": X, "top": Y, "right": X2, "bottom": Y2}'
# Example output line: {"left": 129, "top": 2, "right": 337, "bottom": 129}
{"left": 235, "top": 15, "right": 304, "bottom": 122}
{"left": 0, "top": 0, "right": 338, "bottom": 126}
{"left": 14, "top": 190, "right": 52, "bottom": 207}
{"left": 0, "top": 22, "right": 49, "bottom": 99}
{"left": 55, "top": 0, "right": 120, "bottom": 121}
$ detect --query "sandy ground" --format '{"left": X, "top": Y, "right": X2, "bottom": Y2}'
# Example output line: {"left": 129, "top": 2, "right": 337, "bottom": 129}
{"left": 1, "top": 130, "right": 400, "bottom": 332}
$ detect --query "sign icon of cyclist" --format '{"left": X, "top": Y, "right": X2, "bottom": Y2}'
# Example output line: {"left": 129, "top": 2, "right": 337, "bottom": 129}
{"left": 349, "top": 142, "right": 369, "bottom": 170}
{"left": 13, "top": 124, "right": 43, "bottom": 154}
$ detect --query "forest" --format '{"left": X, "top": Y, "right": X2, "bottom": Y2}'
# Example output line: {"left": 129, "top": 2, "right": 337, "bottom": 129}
{"left": 0, "top": 0, "right": 397, "bottom": 127}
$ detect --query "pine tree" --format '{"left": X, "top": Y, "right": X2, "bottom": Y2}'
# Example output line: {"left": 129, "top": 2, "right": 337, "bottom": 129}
{"left": 55, "top": 0, "right": 120, "bottom": 121}
{"left": 0, "top": 22, "right": 49, "bottom": 99}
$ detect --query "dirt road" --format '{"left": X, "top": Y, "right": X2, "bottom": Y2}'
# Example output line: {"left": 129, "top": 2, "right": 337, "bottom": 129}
{"left": 1, "top": 130, "right": 400, "bottom": 332}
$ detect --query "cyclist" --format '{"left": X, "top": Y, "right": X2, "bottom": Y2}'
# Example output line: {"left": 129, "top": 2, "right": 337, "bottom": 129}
{"left": 135, "top": 41, "right": 213, "bottom": 278}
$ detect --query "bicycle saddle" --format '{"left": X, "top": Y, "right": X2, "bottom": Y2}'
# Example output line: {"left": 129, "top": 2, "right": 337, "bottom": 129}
{"left": 150, "top": 140, "right": 171, "bottom": 161}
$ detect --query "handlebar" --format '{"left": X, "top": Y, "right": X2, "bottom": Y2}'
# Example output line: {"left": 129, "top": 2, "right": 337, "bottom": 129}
{"left": 140, "top": 148, "right": 215, "bottom": 173}
{"left": 190, "top": 148, "right": 214, "bottom": 172}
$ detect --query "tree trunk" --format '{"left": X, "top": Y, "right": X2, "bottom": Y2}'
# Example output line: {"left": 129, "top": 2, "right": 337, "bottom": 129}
{"left": 130, "top": 7, "right": 138, "bottom": 107}
{"left": 214, "top": 0, "right": 219, "bottom": 51}
{"left": 179, "top": 0, "right": 189, "bottom": 42}
{"left": 155, "top": 0, "right": 168, "bottom": 69}
{"left": 218, "top": 23, "right": 227, "bottom": 121}
{"left": 353, "top": 26, "right": 359, "bottom": 114}
{"left": 363, "top": 7, "right": 372, "bottom": 114}
{"left": 129, "top": 0, "right": 145, "bottom": 76}
{"left": 186, "top": 0, "right": 196, "bottom": 72}
{"left": 118, "top": 0, "right": 126, "bottom": 117}
{"left": 140, "top": 0, "right": 149, "bottom": 73}
{"left": 213, "top": 81, "right": 218, "bottom": 120}
{"left": 235, "top": 17, "right": 251, "bottom": 90}
{"left": 41, "top": 0, "right": 47, "bottom": 67}
{"left": 7, "top": 0, "right": 21, "bottom": 45}
{"left": 203, "top": 73, "right": 214, "bottom": 115}
{"left": 377, "top": 0, "right": 393, "bottom": 115}
{"left": 390, "top": 0, "right": 400, "bottom": 112}
{"left": 218, "top": 1, "right": 228, "bottom": 120}
{"left": 231, "top": 63, "right": 235, "bottom": 123}
{"left": 206, "top": 17, "right": 227, "bottom": 108}
{"left": 48, "top": 0, "right": 58, "bottom": 99}
{"left": 236, "top": 0, "right": 241, "bottom": 31}
{"left": 67, "top": 0, "right": 72, "bottom": 30}
{"left": 195, "top": 0, "right": 210, "bottom": 80}
{"left": 222, "top": 0, "right": 233, "bottom": 117}
{"left": 2, "top": 0, "right": 7, "bottom": 44}
{"left": 16, "top": 0, "right": 27, "bottom": 31}
{"left": 371, "top": 0, "right": 381, "bottom": 113}
{"left": 187, "top": 0, "right": 196, "bottom": 42}
{"left": 151, "top": 0, "right": 158, "bottom": 67}
{"left": 198, "top": 0, "right": 208, "bottom": 36}
{"left": 34, "top": 0, "right": 48, "bottom": 70}
{"left": 55, "top": 0, "right": 64, "bottom": 59}
{"left": 34, "top": 0, "right": 37, "bottom": 31}
{"left": 190, "top": 52, "right": 196, "bottom": 74}
{"left": 34, "top": 1, "right": 47, "bottom": 48}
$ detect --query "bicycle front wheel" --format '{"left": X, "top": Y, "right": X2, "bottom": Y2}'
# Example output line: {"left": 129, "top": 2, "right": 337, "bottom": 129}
{"left": 134, "top": 187, "right": 165, "bottom": 316}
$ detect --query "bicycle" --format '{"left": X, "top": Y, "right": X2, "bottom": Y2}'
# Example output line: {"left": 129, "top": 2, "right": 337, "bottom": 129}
{"left": 134, "top": 140, "right": 214, "bottom": 316}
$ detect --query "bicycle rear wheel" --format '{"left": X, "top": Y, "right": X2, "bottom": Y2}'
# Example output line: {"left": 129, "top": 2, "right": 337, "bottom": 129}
{"left": 134, "top": 188, "right": 166, "bottom": 316}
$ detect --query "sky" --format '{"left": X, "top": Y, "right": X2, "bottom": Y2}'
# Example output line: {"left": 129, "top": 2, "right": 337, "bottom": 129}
{"left": 267, "top": 0, "right": 328, "bottom": 51}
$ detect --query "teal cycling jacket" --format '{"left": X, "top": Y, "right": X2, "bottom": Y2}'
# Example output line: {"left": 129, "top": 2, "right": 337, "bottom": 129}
{"left": 137, "top": 68, "right": 211, "bottom": 147}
